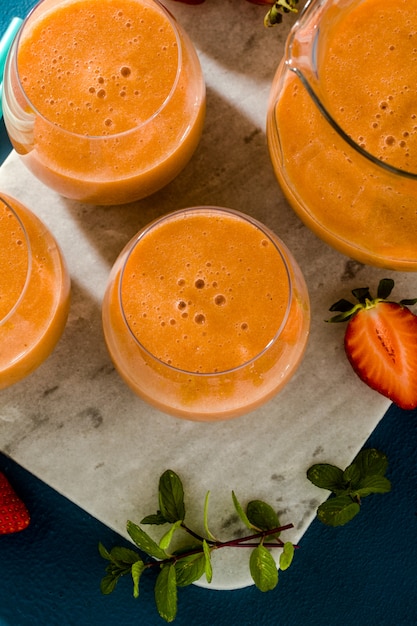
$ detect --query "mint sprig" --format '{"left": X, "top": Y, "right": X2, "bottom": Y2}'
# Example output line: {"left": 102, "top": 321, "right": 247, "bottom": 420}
{"left": 99, "top": 469, "right": 295, "bottom": 622}
{"left": 307, "top": 448, "right": 391, "bottom": 526}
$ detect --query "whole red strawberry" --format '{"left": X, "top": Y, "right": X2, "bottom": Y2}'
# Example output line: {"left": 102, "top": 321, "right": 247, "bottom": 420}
{"left": 328, "top": 278, "right": 417, "bottom": 410}
{"left": 0, "top": 471, "right": 30, "bottom": 534}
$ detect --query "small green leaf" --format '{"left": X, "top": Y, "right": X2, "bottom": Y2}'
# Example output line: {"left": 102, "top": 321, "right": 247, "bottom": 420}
{"left": 174, "top": 552, "right": 206, "bottom": 587}
{"left": 317, "top": 495, "right": 360, "bottom": 526}
{"left": 126, "top": 520, "right": 167, "bottom": 560}
{"left": 203, "top": 491, "right": 217, "bottom": 541}
{"left": 279, "top": 542, "right": 294, "bottom": 571}
{"left": 328, "top": 298, "right": 355, "bottom": 313}
{"left": 246, "top": 500, "right": 280, "bottom": 533}
{"left": 342, "top": 463, "right": 361, "bottom": 489}
{"left": 155, "top": 564, "right": 177, "bottom": 623}
{"left": 98, "top": 542, "right": 111, "bottom": 561}
{"left": 400, "top": 297, "right": 417, "bottom": 306}
{"left": 232, "top": 491, "right": 253, "bottom": 530}
{"left": 203, "top": 539, "right": 213, "bottom": 584}
{"left": 141, "top": 511, "right": 169, "bottom": 525}
{"left": 100, "top": 573, "right": 120, "bottom": 595}
{"left": 131, "top": 559, "right": 145, "bottom": 598}
{"left": 307, "top": 464, "right": 345, "bottom": 493}
{"left": 159, "top": 470, "right": 185, "bottom": 523}
{"left": 249, "top": 545, "right": 279, "bottom": 592}
{"left": 353, "top": 448, "right": 388, "bottom": 478}
{"left": 159, "top": 520, "right": 182, "bottom": 552}
{"left": 377, "top": 278, "right": 394, "bottom": 300}
{"left": 354, "top": 474, "right": 391, "bottom": 497}
{"left": 352, "top": 286, "right": 372, "bottom": 303}
{"left": 109, "top": 546, "right": 142, "bottom": 566}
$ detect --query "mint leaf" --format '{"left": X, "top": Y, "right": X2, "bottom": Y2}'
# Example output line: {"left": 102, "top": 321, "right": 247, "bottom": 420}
{"left": 342, "top": 463, "right": 361, "bottom": 489}
{"left": 307, "top": 463, "right": 345, "bottom": 493}
{"left": 203, "top": 491, "right": 217, "bottom": 541}
{"left": 203, "top": 539, "right": 213, "bottom": 584}
{"left": 100, "top": 573, "right": 120, "bottom": 595}
{"left": 159, "top": 520, "right": 182, "bottom": 552}
{"left": 108, "top": 546, "right": 142, "bottom": 566}
{"left": 159, "top": 470, "right": 185, "bottom": 523}
{"left": 126, "top": 520, "right": 167, "bottom": 560}
{"left": 141, "top": 511, "right": 168, "bottom": 525}
{"left": 317, "top": 495, "right": 360, "bottom": 526}
{"left": 232, "top": 490, "right": 252, "bottom": 530}
{"left": 174, "top": 552, "right": 206, "bottom": 587}
{"left": 249, "top": 545, "right": 278, "bottom": 591}
{"left": 279, "top": 542, "right": 294, "bottom": 571}
{"left": 354, "top": 474, "right": 391, "bottom": 497}
{"left": 131, "top": 559, "right": 145, "bottom": 598}
{"left": 353, "top": 448, "right": 389, "bottom": 478}
{"left": 98, "top": 542, "right": 111, "bottom": 560}
{"left": 246, "top": 500, "right": 280, "bottom": 533}
{"left": 155, "top": 564, "right": 177, "bottom": 623}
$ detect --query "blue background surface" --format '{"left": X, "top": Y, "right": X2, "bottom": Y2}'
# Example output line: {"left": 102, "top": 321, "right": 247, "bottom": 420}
{"left": 1, "top": 2, "right": 417, "bottom": 624}
{"left": 1, "top": 404, "right": 416, "bottom": 625}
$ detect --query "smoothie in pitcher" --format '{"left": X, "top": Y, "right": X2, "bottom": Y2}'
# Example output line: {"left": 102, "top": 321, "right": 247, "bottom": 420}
{"left": 268, "top": 0, "right": 417, "bottom": 269}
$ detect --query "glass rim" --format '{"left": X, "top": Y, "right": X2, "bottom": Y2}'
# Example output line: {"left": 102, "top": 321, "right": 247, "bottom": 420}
{"left": 11, "top": 0, "right": 183, "bottom": 140}
{"left": 118, "top": 205, "right": 294, "bottom": 377}
{"left": 0, "top": 195, "right": 32, "bottom": 327}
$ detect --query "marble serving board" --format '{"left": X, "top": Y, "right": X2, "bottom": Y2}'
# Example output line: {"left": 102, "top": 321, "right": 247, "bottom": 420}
{"left": 1, "top": 0, "right": 416, "bottom": 589}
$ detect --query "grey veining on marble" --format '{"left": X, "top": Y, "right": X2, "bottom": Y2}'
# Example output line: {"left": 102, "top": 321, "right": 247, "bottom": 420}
{"left": 1, "top": 0, "right": 416, "bottom": 589}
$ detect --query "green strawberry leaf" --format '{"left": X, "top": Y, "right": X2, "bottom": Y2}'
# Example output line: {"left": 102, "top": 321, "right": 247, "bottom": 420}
{"left": 249, "top": 545, "right": 279, "bottom": 591}
{"left": 126, "top": 520, "right": 167, "bottom": 560}
{"left": 158, "top": 470, "right": 185, "bottom": 523}
{"left": 155, "top": 564, "right": 177, "bottom": 623}
{"left": 377, "top": 278, "right": 394, "bottom": 300}
{"left": 317, "top": 495, "right": 360, "bottom": 526}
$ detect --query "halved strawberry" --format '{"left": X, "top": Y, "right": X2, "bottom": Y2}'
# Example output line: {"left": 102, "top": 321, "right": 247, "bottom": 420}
{"left": 0, "top": 471, "right": 30, "bottom": 534}
{"left": 328, "top": 278, "right": 417, "bottom": 410}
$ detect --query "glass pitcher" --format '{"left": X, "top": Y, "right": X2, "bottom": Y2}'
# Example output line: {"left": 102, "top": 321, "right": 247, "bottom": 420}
{"left": 267, "top": 0, "right": 417, "bottom": 271}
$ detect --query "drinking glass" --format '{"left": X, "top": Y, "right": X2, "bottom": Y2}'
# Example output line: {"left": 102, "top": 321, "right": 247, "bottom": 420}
{"left": 0, "top": 194, "right": 70, "bottom": 389}
{"left": 102, "top": 206, "right": 310, "bottom": 421}
{"left": 2, "top": 0, "right": 206, "bottom": 205}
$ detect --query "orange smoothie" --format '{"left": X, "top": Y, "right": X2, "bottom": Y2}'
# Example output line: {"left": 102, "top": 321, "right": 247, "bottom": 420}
{"left": 0, "top": 194, "right": 70, "bottom": 389}
{"left": 267, "top": 0, "right": 417, "bottom": 270}
{"left": 102, "top": 207, "right": 310, "bottom": 420}
{"left": 3, "top": 0, "right": 205, "bottom": 204}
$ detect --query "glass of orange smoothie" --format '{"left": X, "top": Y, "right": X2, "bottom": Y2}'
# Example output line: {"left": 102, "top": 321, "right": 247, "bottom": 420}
{"left": 102, "top": 206, "right": 310, "bottom": 421}
{"left": 267, "top": 0, "right": 417, "bottom": 271}
{"left": 0, "top": 194, "right": 70, "bottom": 389}
{"left": 2, "top": 0, "right": 205, "bottom": 205}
